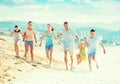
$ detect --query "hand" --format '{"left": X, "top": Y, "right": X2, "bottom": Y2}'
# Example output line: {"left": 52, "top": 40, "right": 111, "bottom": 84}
{"left": 39, "top": 41, "right": 42, "bottom": 47}
{"left": 84, "top": 37, "right": 87, "bottom": 40}
{"left": 35, "top": 40, "right": 37, "bottom": 44}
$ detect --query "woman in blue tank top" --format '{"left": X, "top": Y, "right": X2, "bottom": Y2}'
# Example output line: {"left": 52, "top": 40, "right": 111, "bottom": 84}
{"left": 40, "top": 24, "right": 57, "bottom": 66}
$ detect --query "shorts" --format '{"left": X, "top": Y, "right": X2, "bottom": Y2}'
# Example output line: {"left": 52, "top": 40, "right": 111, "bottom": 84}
{"left": 45, "top": 44, "right": 53, "bottom": 50}
{"left": 25, "top": 41, "right": 34, "bottom": 45}
{"left": 14, "top": 39, "right": 21, "bottom": 44}
{"left": 88, "top": 52, "right": 96, "bottom": 60}
{"left": 63, "top": 44, "right": 74, "bottom": 56}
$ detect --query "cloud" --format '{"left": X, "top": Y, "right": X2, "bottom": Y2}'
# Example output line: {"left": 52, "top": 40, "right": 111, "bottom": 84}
{"left": 0, "top": 0, "right": 120, "bottom": 24}
{"left": 0, "top": 0, "right": 36, "bottom": 6}
{"left": 48, "top": 0, "right": 64, "bottom": 2}
{"left": 83, "top": 0, "right": 120, "bottom": 10}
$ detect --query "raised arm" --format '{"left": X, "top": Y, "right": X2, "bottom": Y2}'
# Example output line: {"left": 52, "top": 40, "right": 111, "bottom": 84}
{"left": 75, "top": 35, "right": 79, "bottom": 41}
{"left": 84, "top": 37, "right": 89, "bottom": 47}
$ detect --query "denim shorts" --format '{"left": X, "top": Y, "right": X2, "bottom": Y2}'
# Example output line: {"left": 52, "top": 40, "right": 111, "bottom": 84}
{"left": 45, "top": 44, "right": 53, "bottom": 50}
{"left": 25, "top": 41, "right": 34, "bottom": 45}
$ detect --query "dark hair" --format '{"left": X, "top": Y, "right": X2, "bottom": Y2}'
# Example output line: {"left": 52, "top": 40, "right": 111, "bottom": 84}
{"left": 90, "top": 29, "right": 96, "bottom": 32}
{"left": 64, "top": 21, "right": 68, "bottom": 25}
{"left": 28, "top": 21, "right": 32, "bottom": 24}
{"left": 51, "top": 27, "right": 54, "bottom": 31}
{"left": 14, "top": 25, "right": 18, "bottom": 28}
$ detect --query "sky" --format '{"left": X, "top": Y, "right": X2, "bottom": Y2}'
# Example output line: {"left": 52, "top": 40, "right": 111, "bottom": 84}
{"left": 0, "top": 0, "right": 120, "bottom": 24}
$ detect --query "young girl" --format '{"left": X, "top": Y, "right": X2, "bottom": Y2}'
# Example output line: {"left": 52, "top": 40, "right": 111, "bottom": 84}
{"left": 76, "top": 40, "right": 86, "bottom": 65}
{"left": 10, "top": 25, "right": 23, "bottom": 57}
{"left": 39, "top": 24, "right": 57, "bottom": 66}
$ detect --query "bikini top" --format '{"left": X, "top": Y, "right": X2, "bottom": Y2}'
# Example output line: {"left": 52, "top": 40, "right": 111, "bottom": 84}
{"left": 14, "top": 29, "right": 21, "bottom": 33}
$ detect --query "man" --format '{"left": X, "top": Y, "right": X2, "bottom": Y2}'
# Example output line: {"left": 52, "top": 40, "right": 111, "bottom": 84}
{"left": 58, "top": 21, "right": 79, "bottom": 70}
{"left": 84, "top": 29, "right": 106, "bottom": 71}
{"left": 23, "top": 21, "right": 37, "bottom": 61}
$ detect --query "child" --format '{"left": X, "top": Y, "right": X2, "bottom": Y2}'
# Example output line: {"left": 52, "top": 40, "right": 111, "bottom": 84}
{"left": 84, "top": 29, "right": 106, "bottom": 72}
{"left": 76, "top": 40, "right": 86, "bottom": 65}
{"left": 39, "top": 24, "right": 57, "bottom": 66}
{"left": 10, "top": 25, "right": 23, "bottom": 57}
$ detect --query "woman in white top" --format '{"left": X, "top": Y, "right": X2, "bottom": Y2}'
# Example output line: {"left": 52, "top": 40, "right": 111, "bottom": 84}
{"left": 10, "top": 25, "right": 22, "bottom": 57}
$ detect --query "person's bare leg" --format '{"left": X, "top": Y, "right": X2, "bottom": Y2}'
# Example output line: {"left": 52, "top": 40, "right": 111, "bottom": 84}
{"left": 92, "top": 56, "right": 99, "bottom": 69}
{"left": 70, "top": 56, "right": 74, "bottom": 70}
{"left": 16, "top": 44, "right": 19, "bottom": 56}
{"left": 46, "top": 50, "right": 50, "bottom": 60}
{"left": 64, "top": 51, "right": 68, "bottom": 70}
{"left": 30, "top": 44, "right": 34, "bottom": 61}
{"left": 49, "top": 48, "right": 53, "bottom": 66}
{"left": 14, "top": 44, "right": 17, "bottom": 56}
{"left": 76, "top": 54, "right": 81, "bottom": 65}
{"left": 88, "top": 59, "right": 92, "bottom": 72}
{"left": 24, "top": 44, "right": 29, "bottom": 59}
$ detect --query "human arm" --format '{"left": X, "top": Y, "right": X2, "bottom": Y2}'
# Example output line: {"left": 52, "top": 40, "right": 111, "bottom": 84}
{"left": 75, "top": 35, "right": 79, "bottom": 41}
{"left": 100, "top": 42, "right": 106, "bottom": 54}
{"left": 57, "top": 33, "right": 62, "bottom": 38}
{"left": 33, "top": 31, "right": 37, "bottom": 43}
{"left": 19, "top": 30, "right": 23, "bottom": 38}
{"left": 39, "top": 32, "right": 46, "bottom": 46}
{"left": 10, "top": 31, "right": 14, "bottom": 37}
{"left": 84, "top": 37, "right": 89, "bottom": 47}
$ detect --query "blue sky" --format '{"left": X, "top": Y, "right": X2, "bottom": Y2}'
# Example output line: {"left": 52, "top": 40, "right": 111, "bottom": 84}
{"left": 0, "top": 0, "right": 120, "bottom": 24}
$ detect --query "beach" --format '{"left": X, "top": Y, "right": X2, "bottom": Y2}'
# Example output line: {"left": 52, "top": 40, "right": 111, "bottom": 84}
{"left": 0, "top": 35, "right": 120, "bottom": 84}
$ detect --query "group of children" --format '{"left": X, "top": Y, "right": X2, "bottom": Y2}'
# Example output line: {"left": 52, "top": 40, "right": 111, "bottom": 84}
{"left": 10, "top": 21, "right": 106, "bottom": 72}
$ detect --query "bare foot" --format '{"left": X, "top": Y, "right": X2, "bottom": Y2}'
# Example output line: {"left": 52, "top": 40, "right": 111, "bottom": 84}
{"left": 96, "top": 65, "right": 99, "bottom": 69}
{"left": 70, "top": 65, "right": 75, "bottom": 70}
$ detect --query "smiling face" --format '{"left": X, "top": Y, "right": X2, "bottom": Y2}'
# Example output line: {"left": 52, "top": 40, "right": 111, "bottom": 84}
{"left": 64, "top": 23, "right": 69, "bottom": 31}
{"left": 90, "top": 31, "right": 96, "bottom": 38}
{"left": 28, "top": 21, "right": 32, "bottom": 29}
{"left": 14, "top": 25, "right": 19, "bottom": 31}
{"left": 47, "top": 24, "right": 52, "bottom": 32}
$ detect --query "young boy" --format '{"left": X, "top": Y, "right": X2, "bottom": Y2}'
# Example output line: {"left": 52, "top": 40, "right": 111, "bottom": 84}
{"left": 84, "top": 29, "right": 106, "bottom": 72}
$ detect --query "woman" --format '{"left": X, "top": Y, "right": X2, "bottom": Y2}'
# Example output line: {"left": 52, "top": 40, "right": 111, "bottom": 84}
{"left": 10, "top": 25, "right": 22, "bottom": 57}
{"left": 39, "top": 24, "right": 57, "bottom": 66}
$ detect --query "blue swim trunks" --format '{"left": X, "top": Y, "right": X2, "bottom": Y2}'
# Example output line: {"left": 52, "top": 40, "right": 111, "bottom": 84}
{"left": 25, "top": 41, "right": 34, "bottom": 45}
{"left": 88, "top": 48, "right": 97, "bottom": 60}
{"left": 45, "top": 44, "right": 53, "bottom": 50}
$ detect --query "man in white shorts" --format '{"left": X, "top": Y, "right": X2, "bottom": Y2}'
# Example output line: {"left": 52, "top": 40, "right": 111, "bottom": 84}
{"left": 58, "top": 21, "right": 79, "bottom": 70}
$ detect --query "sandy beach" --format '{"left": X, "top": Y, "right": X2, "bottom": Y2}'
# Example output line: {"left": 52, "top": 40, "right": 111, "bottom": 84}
{"left": 0, "top": 35, "right": 120, "bottom": 84}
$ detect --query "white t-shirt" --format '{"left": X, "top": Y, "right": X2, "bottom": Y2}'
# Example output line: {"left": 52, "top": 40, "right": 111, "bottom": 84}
{"left": 62, "top": 28, "right": 76, "bottom": 45}
{"left": 88, "top": 36, "right": 101, "bottom": 53}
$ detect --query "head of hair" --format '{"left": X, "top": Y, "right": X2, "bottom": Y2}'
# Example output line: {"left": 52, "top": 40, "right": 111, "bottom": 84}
{"left": 28, "top": 21, "right": 32, "bottom": 24}
{"left": 64, "top": 21, "right": 68, "bottom": 25}
{"left": 90, "top": 29, "right": 96, "bottom": 32}
{"left": 47, "top": 24, "right": 50, "bottom": 25}
{"left": 51, "top": 27, "right": 54, "bottom": 31}
{"left": 14, "top": 25, "right": 18, "bottom": 28}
